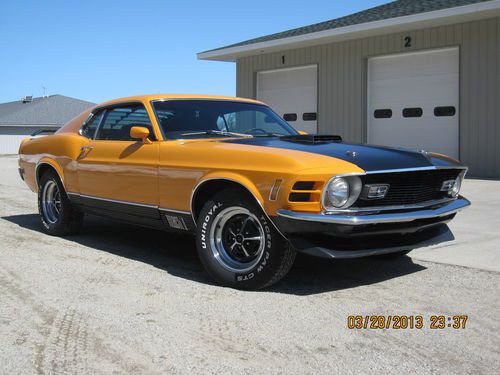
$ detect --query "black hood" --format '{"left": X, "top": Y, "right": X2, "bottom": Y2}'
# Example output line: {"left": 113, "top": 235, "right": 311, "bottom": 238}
{"left": 224, "top": 137, "right": 460, "bottom": 171}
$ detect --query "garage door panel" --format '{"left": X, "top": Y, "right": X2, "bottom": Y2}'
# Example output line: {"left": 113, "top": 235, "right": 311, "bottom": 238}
{"left": 257, "top": 65, "right": 317, "bottom": 134}
{"left": 368, "top": 47, "right": 459, "bottom": 159}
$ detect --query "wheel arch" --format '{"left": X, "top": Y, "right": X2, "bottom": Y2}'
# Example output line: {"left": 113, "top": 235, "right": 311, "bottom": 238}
{"left": 190, "top": 175, "right": 265, "bottom": 224}
{"left": 36, "top": 159, "right": 65, "bottom": 191}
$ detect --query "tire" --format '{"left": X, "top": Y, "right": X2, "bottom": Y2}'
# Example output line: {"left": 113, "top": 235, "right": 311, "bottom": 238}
{"left": 195, "top": 190, "right": 296, "bottom": 290}
{"left": 38, "top": 170, "right": 84, "bottom": 236}
{"left": 377, "top": 250, "right": 412, "bottom": 259}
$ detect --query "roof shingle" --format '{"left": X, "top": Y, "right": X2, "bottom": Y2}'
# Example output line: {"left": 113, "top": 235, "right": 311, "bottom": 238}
{"left": 0, "top": 95, "right": 95, "bottom": 126}
{"left": 203, "top": 0, "right": 493, "bottom": 53}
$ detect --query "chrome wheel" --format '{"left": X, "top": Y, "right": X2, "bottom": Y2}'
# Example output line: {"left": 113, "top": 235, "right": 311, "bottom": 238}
{"left": 41, "top": 180, "right": 62, "bottom": 224}
{"left": 210, "top": 207, "right": 265, "bottom": 272}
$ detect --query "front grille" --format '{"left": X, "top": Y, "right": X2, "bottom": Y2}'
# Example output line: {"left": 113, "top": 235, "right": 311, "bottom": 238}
{"left": 353, "top": 169, "right": 463, "bottom": 208}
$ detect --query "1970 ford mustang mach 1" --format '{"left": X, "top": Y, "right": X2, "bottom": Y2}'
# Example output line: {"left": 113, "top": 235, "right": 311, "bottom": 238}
{"left": 18, "top": 94, "right": 470, "bottom": 289}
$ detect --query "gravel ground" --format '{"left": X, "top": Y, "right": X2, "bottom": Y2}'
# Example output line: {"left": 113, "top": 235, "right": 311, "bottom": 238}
{"left": 0, "top": 155, "right": 499, "bottom": 374}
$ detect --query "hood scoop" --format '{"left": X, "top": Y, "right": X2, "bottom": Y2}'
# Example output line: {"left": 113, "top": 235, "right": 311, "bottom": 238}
{"left": 280, "top": 134, "right": 342, "bottom": 144}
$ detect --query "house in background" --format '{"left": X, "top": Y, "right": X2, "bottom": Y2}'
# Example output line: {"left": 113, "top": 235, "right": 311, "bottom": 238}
{"left": 0, "top": 95, "right": 95, "bottom": 154}
{"left": 199, "top": 0, "right": 500, "bottom": 178}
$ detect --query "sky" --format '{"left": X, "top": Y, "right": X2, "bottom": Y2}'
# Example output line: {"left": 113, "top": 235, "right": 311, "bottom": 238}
{"left": 0, "top": 0, "right": 388, "bottom": 104}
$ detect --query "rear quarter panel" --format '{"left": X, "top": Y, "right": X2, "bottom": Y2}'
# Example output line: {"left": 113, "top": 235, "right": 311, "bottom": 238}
{"left": 18, "top": 133, "right": 86, "bottom": 193}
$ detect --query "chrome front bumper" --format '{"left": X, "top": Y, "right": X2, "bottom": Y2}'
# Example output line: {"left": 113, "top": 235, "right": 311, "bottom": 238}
{"left": 276, "top": 197, "right": 471, "bottom": 225}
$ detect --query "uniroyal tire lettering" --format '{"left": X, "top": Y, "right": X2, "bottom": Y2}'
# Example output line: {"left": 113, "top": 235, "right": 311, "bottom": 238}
{"left": 201, "top": 202, "right": 222, "bottom": 249}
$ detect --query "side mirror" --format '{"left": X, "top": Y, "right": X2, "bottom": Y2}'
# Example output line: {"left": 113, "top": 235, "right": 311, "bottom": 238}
{"left": 130, "top": 126, "right": 152, "bottom": 144}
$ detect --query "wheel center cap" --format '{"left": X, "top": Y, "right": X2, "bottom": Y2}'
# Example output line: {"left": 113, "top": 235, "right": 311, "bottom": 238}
{"left": 236, "top": 234, "right": 244, "bottom": 243}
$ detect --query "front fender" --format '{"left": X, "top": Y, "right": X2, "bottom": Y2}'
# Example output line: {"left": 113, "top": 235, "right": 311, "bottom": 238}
{"left": 193, "top": 171, "right": 266, "bottom": 208}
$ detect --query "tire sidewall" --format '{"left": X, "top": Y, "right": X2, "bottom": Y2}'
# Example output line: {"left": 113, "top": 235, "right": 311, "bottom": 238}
{"left": 196, "top": 192, "right": 286, "bottom": 289}
{"left": 38, "top": 171, "right": 70, "bottom": 235}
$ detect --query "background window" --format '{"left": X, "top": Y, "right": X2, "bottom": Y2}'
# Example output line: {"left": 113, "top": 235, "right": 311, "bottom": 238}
{"left": 434, "top": 106, "right": 456, "bottom": 117}
{"left": 80, "top": 110, "right": 104, "bottom": 138}
{"left": 402, "top": 107, "right": 423, "bottom": 118}
{"left": 302, "top": 112, "right": 317, "bottom": 121}
{"left": 283, "top": 113, "right": 297, "bottom": 122}
{"left": 95, "top": 105, "right": 154, "bottom": 141}
{"left": 374, "top": 109, "right": 392, "bottom": 119}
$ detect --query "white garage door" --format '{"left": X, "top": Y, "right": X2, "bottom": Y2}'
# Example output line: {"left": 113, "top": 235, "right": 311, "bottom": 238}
{"left": 368, "top": 47, "right": 459, "bottom": 159}
{"left": 257, "top": 65, "right": 318, "bottom": 134}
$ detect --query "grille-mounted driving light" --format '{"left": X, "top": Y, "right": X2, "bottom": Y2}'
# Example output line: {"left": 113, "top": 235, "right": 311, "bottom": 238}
{"left": 364, "top": 184, "right": 390, "bottom": 200}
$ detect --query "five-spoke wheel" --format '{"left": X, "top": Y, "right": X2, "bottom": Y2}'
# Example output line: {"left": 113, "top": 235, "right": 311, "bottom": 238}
{"left": 211, "top": 207, "right": 265, "bottom": 273}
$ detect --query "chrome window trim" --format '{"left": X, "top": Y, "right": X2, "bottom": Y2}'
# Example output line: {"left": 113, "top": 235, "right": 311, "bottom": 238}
{"left": 92, "top": 101, "right": 156, "bottom": 142}
{"left": 79, "top": 109, "right": 106, "bottom": 140}
{"left": 150, "top": 98, "right": 298, "bottom": 141}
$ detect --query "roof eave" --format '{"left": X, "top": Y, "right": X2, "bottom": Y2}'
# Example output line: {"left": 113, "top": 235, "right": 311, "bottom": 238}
{"left": 197, "top": 0, "right": 500, "bottom": 62}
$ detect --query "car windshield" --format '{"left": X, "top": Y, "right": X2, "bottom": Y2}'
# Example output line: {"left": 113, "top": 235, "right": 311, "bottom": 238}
{"left": 152, "top": 100, "right": 298, "bottom": 139}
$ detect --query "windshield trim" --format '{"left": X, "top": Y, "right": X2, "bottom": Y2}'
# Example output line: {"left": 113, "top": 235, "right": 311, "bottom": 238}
{"left": 150, "top": 98, "right": 299, "bottom": 141}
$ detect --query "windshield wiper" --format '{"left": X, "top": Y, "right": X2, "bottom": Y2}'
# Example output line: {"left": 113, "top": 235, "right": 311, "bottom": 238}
{"left": 253, "top": 132, "right": 285, "bottom": 137}
{"left": 180, "top": 130, "right": 252, "bottom": 138}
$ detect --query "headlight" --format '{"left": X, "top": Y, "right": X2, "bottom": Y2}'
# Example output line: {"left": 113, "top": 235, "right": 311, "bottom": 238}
{"left": 323, "top": 176, "right": 362, "bottom": 210}
{"left": 449, "top": 172, "right": 464, "bottom": 198}
{"left": 441, "top": 171, "right": 465, "bottom": 198}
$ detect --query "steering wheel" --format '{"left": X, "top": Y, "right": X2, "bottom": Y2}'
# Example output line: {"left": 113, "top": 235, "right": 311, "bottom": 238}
{"left": 243, "top": 128, "right": 268, "bottom": 135}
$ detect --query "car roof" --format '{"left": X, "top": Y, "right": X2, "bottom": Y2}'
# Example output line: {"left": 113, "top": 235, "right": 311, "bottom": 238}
{"left": 99, "top": 94, "right": 265, "bottom": 107}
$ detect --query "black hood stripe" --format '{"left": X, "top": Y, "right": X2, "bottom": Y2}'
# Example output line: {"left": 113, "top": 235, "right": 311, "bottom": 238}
{"left": 223, "top": 138, "right": 458, "bottom": 171}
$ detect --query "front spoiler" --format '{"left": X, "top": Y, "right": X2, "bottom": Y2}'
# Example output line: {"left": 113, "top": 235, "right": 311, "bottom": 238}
{"left": 288, "top": 224, "right": 453, "bottom": 259}
{"left": 273, "top": 197, "right": 469, "bottom": 259}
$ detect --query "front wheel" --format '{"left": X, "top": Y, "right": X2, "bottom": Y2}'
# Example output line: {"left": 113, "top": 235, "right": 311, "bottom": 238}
{"left": 196, "top": 190, "right": 296, "bottom": 290}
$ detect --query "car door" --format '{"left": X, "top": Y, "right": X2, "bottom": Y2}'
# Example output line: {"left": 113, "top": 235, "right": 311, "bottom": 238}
{"left": 76, "top": 103, "right": 159, "bottom": 207}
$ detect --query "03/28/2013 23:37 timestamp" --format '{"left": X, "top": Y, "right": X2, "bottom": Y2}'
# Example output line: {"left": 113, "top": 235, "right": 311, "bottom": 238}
{"left": 347, "top": 315, "right": 468, "bottom": 330}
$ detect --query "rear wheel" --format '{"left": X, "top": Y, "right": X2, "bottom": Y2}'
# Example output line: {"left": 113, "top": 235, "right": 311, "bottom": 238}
{"left": 196, "top": 190, "right": 296, "bottom": 290}
{"left": 38, "top": 170, "right": 84, "bottom": 236}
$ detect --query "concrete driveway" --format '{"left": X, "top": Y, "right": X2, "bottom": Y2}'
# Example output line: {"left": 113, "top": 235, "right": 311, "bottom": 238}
{"left": 0, "top": 155, "right": 499, "bottom": 374}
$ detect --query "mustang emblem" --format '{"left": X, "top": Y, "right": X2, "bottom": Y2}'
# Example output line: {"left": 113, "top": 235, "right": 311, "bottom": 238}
{"left": 346, "top": 150, "right": 358, "bottom": 157}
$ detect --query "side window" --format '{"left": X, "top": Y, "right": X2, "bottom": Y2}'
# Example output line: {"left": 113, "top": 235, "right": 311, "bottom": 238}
{"left": 80, "top": 110, "right": 104, "bottom": 138}
{"left": 95, "top": 105, "right": 154, "bottom": 141}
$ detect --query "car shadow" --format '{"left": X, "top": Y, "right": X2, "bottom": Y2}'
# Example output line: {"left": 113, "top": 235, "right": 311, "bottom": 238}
{"left": 2, "top": 213, "right": 427, "bottom": 296}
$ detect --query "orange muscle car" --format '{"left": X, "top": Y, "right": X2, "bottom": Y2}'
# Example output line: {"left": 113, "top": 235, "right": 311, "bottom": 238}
{"left": 18, "top": 94, "right": 470, "bottom": 289}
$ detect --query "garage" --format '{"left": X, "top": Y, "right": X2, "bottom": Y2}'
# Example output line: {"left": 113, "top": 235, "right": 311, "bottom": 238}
{"left": 256, "top": 65, "right": 318, "bottom": 134}
{"left": 368, "top": 47, "right": 459, "bottom": 159}
{"left": 200, "top": 0, "right": 500, "bottom": 177}
{"left": 0, "top": 125, "right": 58, "bottom": 154}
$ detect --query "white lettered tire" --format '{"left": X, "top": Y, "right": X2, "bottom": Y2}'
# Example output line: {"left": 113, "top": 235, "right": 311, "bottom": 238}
{"left": 38, "top": 170, "right": 84, "bottom": 236}
{"left": 196, "top": 190, "right": 296, "bottom": 290}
